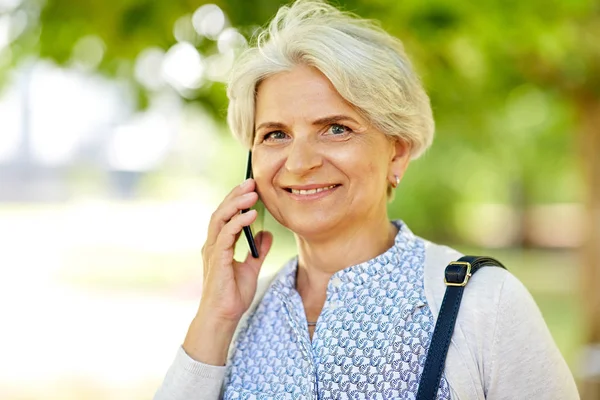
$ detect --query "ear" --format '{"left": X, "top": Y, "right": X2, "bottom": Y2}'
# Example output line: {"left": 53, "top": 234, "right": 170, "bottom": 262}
{"left": 388, "top": 138, "right": 411, "bottom": 183}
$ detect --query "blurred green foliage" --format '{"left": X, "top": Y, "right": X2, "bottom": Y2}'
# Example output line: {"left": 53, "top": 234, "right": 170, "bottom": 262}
{"left": 5, "top": 0, "right": 599, "bottom": 240}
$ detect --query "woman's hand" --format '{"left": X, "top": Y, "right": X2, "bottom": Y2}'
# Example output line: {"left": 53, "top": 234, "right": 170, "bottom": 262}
{"left": 182, "top": 178, "right": 273, "bottom": 365}
{"left": 199, "top": 178, "right": 273, "bottom": 321}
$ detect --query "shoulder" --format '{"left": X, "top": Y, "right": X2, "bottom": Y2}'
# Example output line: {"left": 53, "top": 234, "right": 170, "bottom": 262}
{"left": 422, "top": 239, "right": 517, "bottom": 320}
{"left": 421, "top": 238, "right": 535, "bottom": 356}
{"left": 421, "top": 239, "right": 541, "bottom": 337}
{"left": 420, "top": 239, "right": 578, "bottom": 399}
{"left": 421, "top": 239, "right": 512, "bottom": 398}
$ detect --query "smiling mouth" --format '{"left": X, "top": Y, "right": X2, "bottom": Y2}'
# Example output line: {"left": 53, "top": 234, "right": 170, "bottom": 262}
{"left": 286, "top": 184, "right": 339, "bottom": 195}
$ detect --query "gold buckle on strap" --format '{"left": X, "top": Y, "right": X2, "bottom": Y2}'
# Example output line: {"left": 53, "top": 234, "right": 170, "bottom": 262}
{"left": 444, "top": 261, "right": 472, "bottom": 287}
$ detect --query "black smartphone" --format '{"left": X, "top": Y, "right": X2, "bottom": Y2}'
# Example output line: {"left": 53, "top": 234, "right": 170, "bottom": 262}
{"left": 241, "top": 151, "right": 265, "bottom": 258}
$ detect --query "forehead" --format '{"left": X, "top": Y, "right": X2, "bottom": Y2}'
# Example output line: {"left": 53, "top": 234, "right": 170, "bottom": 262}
{"left": 255, "top": 65, "right": 360, "bottom": 125}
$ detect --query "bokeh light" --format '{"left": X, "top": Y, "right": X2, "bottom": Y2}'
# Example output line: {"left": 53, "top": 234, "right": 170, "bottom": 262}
{"left": 134, "top": 47, "right": 166, "bottom": 91}
{"left": 161, "top": 42, "right": 204, "bottom": 91}
{"left": 192, "top": 4, "right": 227, "bottom": 40}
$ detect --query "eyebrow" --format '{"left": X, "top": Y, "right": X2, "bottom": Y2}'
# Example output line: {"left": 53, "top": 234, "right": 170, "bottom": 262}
{"left": 254, "top": 115, "right": 360, "bottom": 132}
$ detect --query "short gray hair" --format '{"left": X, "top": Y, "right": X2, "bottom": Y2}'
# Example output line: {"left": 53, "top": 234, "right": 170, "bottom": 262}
{"left": 227, "top": 0, "right": 434, "bottom": 159}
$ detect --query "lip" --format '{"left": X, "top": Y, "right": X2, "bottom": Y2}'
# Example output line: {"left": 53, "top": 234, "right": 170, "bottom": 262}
{"left": 285, "top": 183, "right": 339, "bottom": 190}
{"left": 282, "top": 184, "right": 341, "bottom": 201}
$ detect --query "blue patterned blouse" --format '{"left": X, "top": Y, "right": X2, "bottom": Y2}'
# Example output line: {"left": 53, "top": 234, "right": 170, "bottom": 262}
{"left": 223, "top": 221, "right": 451, "bottom": 399}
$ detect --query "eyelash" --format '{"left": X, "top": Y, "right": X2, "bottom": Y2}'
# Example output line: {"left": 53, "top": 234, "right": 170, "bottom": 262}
{"left": 327, "top": 124, "right": 352, "bottom": 136}
{"left": 263, "top": 131, "right": 288, "bottom": 142}
{"left": 262, "top": 124, "right": 353, "bottom": 142}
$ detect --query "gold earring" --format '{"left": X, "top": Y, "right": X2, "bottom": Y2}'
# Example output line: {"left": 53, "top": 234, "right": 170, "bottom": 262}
{"left": 392, "top": 175, "right": 400, "bottom": 188}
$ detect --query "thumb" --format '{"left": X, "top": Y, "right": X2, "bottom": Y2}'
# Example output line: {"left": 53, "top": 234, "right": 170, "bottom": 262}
{"left": 236, "top": 231, "right": 273, "bottom": 303}
{"left": 256, "top": 231, "right": 273, "bottom": 256}
{"left": 243, "top": 230, "right": 273, "bottom": 274}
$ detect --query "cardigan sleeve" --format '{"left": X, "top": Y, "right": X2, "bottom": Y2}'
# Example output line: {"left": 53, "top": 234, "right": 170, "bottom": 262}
{"left": 153, "top": 346, "right": 225, "bottom": 400}
{"left": 484, "top": 273, "right": 579, "bottom": 399}
{"left": 153, "top": 273, "right": 279, "bottom": 400}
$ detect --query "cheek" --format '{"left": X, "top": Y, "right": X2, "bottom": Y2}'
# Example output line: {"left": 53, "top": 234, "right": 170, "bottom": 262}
{"left": 345, "top": 149, "right": 390, "bottom": 198}
{"left": 359, "top": 162, "right": 387, "bottom": 195}
{"left": 361, "top": 140, "right": 394, "bottom": 181}
{"left": 253, "top": 165, "right": 287, "bottom": 224}
{"left": 336, "top": 145, "right": 386, "bottom": 183}
{"left": 253, "top": 169, "right": 271, "bottom": 199}
{"left": 252, "top": 153, "right": 282, "bottom": 198}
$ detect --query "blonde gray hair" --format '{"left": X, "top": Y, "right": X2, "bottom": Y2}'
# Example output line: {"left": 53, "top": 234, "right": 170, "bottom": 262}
{"left": 226, "top": 0, "right": 434, "bottom": 159}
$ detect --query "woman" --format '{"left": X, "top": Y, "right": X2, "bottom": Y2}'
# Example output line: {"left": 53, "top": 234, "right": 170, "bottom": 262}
{"left": 155, "top": 1, "right": 579, "bottom": 398}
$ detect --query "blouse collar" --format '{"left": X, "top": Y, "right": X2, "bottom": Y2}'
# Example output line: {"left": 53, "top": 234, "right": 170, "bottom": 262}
{"left": 271, "top": 220, "right": 421, "bottom": 296}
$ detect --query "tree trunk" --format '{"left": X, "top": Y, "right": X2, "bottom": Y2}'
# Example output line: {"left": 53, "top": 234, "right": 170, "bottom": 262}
{"left": 578, "top": 96, "right": 600, "bottom": 400}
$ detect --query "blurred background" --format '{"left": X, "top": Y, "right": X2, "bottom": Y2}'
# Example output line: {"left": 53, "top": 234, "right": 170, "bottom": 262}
{"left": 0, "top": 0, "right": 598, "bottom": 398}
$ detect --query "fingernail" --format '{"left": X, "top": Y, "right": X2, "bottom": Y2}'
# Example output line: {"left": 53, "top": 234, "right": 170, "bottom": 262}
{"left": 240, "top": 178, "right": 252, "bottom": 188}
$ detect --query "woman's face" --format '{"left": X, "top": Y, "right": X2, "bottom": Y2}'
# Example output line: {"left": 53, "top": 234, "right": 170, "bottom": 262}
{"left": 252, "top": 65, "right": 409, "bottom": 239}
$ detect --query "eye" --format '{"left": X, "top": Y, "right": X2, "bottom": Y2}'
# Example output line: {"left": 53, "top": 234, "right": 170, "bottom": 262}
{"left": 263, "top": 130, "right": 288, "bottom": 141}
{"left": 328, "top": 124, "right": 352, "bottom": 135}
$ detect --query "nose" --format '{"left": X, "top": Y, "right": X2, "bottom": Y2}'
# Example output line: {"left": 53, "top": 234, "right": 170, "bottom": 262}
{"left": 284, "top": 135, "right": 322, "bottom": 175}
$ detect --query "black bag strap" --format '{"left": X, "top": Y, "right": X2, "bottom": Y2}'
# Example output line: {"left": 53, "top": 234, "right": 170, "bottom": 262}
{"left": 416, "top": 255, "right": 506, "bottom": 400}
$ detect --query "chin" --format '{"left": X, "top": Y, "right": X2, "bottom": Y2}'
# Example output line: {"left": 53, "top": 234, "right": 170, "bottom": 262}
{"left": 277, "top": 210, "right": 346, "bottom": 239}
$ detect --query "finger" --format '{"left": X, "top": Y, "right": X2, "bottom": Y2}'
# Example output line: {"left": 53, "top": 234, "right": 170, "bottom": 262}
{"left": 242, "top": 231, "right": 273, "bottom": 272}
{"left": 202, "top": 205, "right": 250, "bottom": 280}
{"left": 235, "top": 231, "right": 274, "bottom": 302}
{"left": 206, "top": 182, "right": 257, "bottom": 247}
{"left": 206, "top": 192, "right": 257, "bottom": 248}
{"left": 213, "top": 209, "right": 258, "bottom": 261}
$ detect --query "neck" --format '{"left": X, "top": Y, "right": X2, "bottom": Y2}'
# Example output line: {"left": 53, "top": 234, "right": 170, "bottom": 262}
{"left": 295, "top": 214, "right": 398, "bottom": 295}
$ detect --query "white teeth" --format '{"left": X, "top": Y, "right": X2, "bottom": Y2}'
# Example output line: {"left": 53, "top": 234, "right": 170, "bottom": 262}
{"left": 290, "top": 185, "right": 337, "bottom": 195}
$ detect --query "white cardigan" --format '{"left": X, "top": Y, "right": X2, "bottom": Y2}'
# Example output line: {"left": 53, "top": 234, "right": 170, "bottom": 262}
{"left": 154, "top": 240, "right": 579, "bottom": 400}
